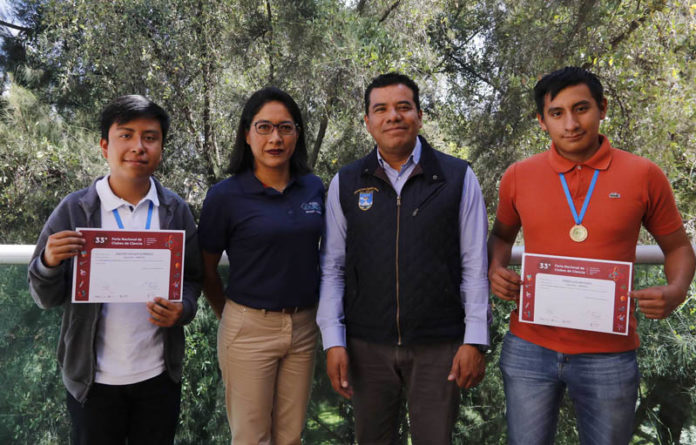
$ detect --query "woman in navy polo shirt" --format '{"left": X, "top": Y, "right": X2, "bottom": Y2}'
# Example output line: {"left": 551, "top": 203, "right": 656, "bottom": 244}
{"left": 198, "top": 87, "right": 324, "bottom": 444}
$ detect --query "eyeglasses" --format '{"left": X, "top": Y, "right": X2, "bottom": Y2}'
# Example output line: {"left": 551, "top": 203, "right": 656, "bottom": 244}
{"left": 253, "top": 121, "right": 298, "bottom": 136}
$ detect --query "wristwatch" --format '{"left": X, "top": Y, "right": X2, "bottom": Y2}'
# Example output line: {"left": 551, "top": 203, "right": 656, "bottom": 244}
{"left": 467, "top": 343, "right": 489, "bottom": 354}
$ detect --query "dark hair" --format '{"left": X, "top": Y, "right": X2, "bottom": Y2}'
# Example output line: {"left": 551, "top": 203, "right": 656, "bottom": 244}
{"left": 229, "top": 87, "right": 310, "bottom": 175}
{"left": 364, "top": 72, "right": 421, "bottom": 115}
{"left": 534, "top": 66, "right": 604, "bottom": 117}
{"left": 100, "top": 95, "right": 170, "bottom": 142}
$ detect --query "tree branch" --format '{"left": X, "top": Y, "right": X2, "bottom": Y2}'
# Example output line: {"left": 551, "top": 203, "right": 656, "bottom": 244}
{"left": 265, "top": 0, "right": 275, "bottom": 83}
{"left": 379, "top": 0, "right": 401, "bottom": 23}
{"left": 307, "top": 411, "right": 348, "bottom": 442}
{"left": 356, "top": 0, "right": 368, "bottom": 15}
{"left": 182, "top": 105, "right": 216, "bottom": 185}
{"left": 309, "top": 72, "right": 341, "bottom": 169}
{"left": 310, "top": 114, "right": 329, "bottom": 169}
{"left": 0, "top": 19, "right": 31, "bottom": 33}
{"left": 433, "top": 23, "right": 501, "bottom": 93}
{"left": 194, "top": 0, "right": 218, "bottom": 185}
{"left": 562, "top": 0, "right": 596, "bottom": 53}
{"left": 581, "top": 1, "right": 667, "bottom": 72}
{"left": 587, "top": 0, "right": 668, "bottom": 61}
{"left": 446, "top": 52, "right": 502, "bottom": 94}
{"left": 608, "top": 0, "right": 664, "bottom": 49}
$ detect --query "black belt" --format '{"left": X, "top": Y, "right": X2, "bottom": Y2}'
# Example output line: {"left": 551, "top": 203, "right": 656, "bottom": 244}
{"left": 265, "top": 305, "right": 316, "bottom": 314}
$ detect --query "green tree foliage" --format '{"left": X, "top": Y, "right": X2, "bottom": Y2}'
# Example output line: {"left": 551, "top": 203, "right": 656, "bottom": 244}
{"left": 634, "top": 265, "right": 696, "bottom": 443}
{"left": 5, "top": 0, "right": 450, "bottom": 210}
{"left": 428, "top": 0, "right": 696, "bottom": 220}
{"left": 0, "top": 265, "right": 68, "bottom": 443}
{"left": 0, "top": 82, "right": 104, "bottom": 243}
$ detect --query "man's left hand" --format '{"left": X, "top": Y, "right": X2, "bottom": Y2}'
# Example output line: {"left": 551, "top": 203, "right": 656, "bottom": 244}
{"left": 631, "top": 284, "right": 685, "bottom": 319}
{"left": 147, "top": 297, "right": 183, "bottom": 327}
{"left": 447, "top": 344, "right": 485, "bottom": 389}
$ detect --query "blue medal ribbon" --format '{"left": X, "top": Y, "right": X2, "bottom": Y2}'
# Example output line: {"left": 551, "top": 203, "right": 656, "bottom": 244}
{"left": 112, "top": 201, "right": 154, "bottom": 230}
{"left": 559, "top": 169, "right": 599, "bottom": 226}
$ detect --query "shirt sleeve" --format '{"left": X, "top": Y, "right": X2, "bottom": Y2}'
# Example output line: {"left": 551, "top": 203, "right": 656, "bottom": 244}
{"left": 316, "top": 174, "right": 348, "bottom": 349}
{"left": 178, "top": 201, "right": 203, "bottom": 326}
{"left": 27, "top": 198, "right": 74, "bottom": 309}
{"left": 35, "top": 253, "right": 64, "bottom": 278}
{"left": 197, "top": 185, "right": 230, "bottom": 254}
{"left": 495, "top": 163, "right": 521, "bottom": 227}
{"left": 459, "top": 168, "right": 491, "bottom": 346}
{"left": 643, "top": 162, "right": 684, "bottom": 236}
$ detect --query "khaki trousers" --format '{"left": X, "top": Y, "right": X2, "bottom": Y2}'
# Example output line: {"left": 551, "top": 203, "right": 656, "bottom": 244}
{"left": 218, "top": 300, "right": 317, "bottom": 445}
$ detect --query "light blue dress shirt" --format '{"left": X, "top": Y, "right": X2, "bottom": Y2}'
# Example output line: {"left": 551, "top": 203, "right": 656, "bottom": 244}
{"left": 317, "top": 137, "right": 490, "bottom": 349}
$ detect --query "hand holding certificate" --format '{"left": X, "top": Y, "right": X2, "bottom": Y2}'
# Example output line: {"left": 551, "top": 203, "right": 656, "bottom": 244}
{"left": 520, "top": 253, "right": 632, "bottom": 335}
{"left": 72, "top": 228, "right": 185, "bottom": 303}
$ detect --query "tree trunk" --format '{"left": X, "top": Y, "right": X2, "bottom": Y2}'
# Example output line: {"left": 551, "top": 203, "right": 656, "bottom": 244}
{"left": 309, "top": 114, "right": 328, "bottom": 170}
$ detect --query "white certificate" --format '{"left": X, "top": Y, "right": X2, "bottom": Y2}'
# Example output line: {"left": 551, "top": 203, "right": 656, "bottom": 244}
{"left": 519, "top": 253, "right": 633, "bottom": 335}
{"left": 72, "top": 228, "right": 185, "bottom": 303}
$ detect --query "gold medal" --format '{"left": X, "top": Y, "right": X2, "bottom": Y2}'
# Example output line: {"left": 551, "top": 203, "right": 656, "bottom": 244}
{"left": 569, "top": 224, "right": 588, "bottom": 242}
{"left": 560, "top": 169, "right": 599, "bottom": 243}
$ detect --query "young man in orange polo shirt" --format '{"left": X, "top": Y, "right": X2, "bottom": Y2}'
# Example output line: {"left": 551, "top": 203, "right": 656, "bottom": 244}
{"left": 488, "top": 67, "right": 695, "bottom": 445}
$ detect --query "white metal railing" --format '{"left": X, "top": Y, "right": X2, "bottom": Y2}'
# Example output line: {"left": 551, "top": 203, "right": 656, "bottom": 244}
{"left": 2, "top": 244, "right": 692, "bottom": 265}
{"left": 0, "top": 244, "right": 233, "bottom": 265}
{"left": 0, "top": 245, "right": 35, "bottom": 264}
{"left": 510, "top": 245, "right": 688, "bottom": 265}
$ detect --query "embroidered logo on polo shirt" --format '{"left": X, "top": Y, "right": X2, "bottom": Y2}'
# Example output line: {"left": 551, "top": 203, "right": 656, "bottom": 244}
{"left": 355, "top": 187, "right": 379, "bottom": 211}
{"left": 301, "top": 201, "right": 322, "bottom": 215}
{"left": 609, "top": 192, "right": 621, "bottom": 199}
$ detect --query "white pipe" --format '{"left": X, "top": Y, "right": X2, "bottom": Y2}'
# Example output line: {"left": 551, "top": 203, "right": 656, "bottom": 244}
{"left": 1, "top": 244, "right": 693, "bottom": 266}
{"left": 0, "top": 245, "right": 231, "bottom": 265}
{"left": 0, "top": 245, "right": 35, "bottom": 264}
{"left": 510, "top": 244, "right": 695, "bottom": 265}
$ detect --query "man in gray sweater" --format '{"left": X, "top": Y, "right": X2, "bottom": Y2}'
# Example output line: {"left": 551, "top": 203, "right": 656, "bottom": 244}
{"left": 27, "top": 95, "right": 202, "bottom": 444}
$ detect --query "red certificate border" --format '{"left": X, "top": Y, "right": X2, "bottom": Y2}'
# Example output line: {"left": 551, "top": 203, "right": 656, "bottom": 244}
{"left": 72, "top": 228, "right": 185, "bottom": 303}
{"left": 520, "top": 253, "right": 633, "bottom": 335}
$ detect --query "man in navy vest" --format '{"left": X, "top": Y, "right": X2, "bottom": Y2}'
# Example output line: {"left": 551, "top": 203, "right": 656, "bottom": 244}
{"left": 317, "top": 72, "right": 490, "bottom": 444}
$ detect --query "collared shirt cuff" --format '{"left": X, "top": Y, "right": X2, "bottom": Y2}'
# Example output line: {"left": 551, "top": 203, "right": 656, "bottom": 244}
{"left": 319, "top": 326, "right": 347, "bottom": 350}
{"left": 463, "top": 319, "right": 489, "bottom": 346}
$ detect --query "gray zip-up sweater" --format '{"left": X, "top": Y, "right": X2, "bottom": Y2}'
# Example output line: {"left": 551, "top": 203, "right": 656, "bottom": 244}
{"left": 27, "top": 177, "right": 203, "bottom": 403}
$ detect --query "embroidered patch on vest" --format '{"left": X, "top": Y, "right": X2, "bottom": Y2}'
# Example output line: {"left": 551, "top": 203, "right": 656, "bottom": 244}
{"left": 354, "top": 187, "right": 379, "bottom": 211}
